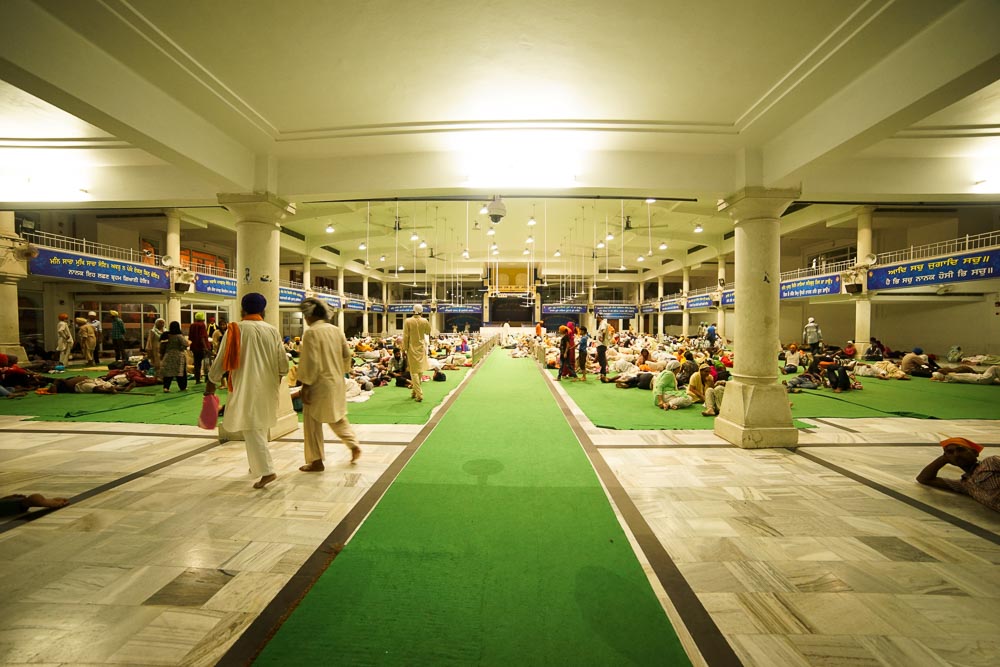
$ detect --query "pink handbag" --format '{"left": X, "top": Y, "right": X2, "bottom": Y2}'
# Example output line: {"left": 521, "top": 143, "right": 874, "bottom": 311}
{"left": 199, "top": 393, "right": 220, "bottom": 429}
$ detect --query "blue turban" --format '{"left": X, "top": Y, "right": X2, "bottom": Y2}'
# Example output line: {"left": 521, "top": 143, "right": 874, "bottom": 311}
{"left": 241, "top": 292, "right": 267, "bottom": 314}
{"left": 912, "top": 347, "right": 923, "bottom": 355}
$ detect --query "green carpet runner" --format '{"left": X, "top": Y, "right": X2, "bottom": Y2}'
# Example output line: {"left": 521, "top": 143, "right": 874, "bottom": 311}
{"left": 255, "top": 351, "right": 689, "bottom": 665}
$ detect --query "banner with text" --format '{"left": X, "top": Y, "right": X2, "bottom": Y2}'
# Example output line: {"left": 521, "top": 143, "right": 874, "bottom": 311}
{"left": 370, "top": 303, "right": 385, "bottom": 313}
{"left": 660, "top": 300, "right": 682, "bottom": 312}
{"left": 686, "top": 294, "right": 713, "bottom": 310}
{"left": 542, "top": 304, "right": 587, "bottom": 314}
{"left": 594, "top": 304, "right": 638, "bottom": 318}
{"left": 721, "top": 290, "right": 735, "bottom": 306}
{"left": 193, "top": 274, "right": 237, "bottom": 297}
{"left": 437, "top": 304, "right": 483, "bottom": 314}
{"left": 780, "top": 274, "right": 841, "bottom": 299}
{"left": 319, "top": 294, "right": 342, "bottom": 309}
{"left": 867, "top": 251, "right": 998, "bottom": 290}
{"left": 388, "top": 303, "right": 417, "bottom": 313}
{"left": 29, "top": 248, "right": 170, "bottom": 290}
{"left": 343, "top": 299, "right": 366, "bottom": 311}
{"left": 279, "top": 287, "right": 306, "bottom": 305}
{"left": 641, "top": 302, "right": 659, "bottom": 314}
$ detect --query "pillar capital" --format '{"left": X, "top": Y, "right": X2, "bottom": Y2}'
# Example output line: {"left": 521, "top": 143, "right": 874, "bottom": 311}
{"left": 718, "top": 187, "right": 800, "bottom": 222}
{"left": 218, "top": 192, "right": 295, "bottom": 226}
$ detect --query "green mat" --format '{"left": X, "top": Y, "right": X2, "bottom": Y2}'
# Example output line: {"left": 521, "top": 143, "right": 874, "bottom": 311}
{"left": 0, "top": 369, "right": 469, "bottom": 426}
{"left": 256, "top": 350, "right": 688, "bottom": 665}
{"left": 550, "top": 367, "right": 1000, "bottom": 430}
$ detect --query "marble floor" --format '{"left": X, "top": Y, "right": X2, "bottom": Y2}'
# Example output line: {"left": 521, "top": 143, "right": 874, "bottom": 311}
{"left": 0, "top": 374, "right": 999, "bottom": 666}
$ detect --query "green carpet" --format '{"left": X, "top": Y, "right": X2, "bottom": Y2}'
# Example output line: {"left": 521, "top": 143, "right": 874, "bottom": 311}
{"left": 551, "top": 367, "right": 1000, "bottom": 430}
{"left": 255, "top": 350, "right": 688, "bottom": 666}
{"left": 0, "top": 369, "right": 468, "bottom": 426}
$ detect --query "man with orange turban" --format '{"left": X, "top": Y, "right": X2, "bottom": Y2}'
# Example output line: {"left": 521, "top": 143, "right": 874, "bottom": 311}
{"left": 917, "top": 437, "right": 998, "bottom": 512}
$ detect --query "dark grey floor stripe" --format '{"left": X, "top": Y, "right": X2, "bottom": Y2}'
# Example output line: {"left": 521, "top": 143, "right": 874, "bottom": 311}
{"left": 809, "top": 418, "right": 859, "bottom": 433}
{"left": 217, "top": 356, "right": 487, "bottom": 667}
{"left": 795, "top": 449, "right": 1000, "bottom": 545}
{"left": 0, "top": 427, "right": 218, "bottom": 439}
{"left": 275, "top": 436, "right": 407, "bottom": 446}
{"left": 540, "top": 365, "right": 743, "bottom": 667}
{"left": 0, "top": 439, "right": 222, "bottom": 534}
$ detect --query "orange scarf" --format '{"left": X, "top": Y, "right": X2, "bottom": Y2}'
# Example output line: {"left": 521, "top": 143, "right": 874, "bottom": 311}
{"left": 220, "top": 314, "right": 263, "bottom": 390}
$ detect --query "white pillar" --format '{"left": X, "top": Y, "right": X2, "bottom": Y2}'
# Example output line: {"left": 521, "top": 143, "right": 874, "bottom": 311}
{"left": 302, "top": 254, "right": 311, "bottom": 291}
{"left": 714, "top": 188, "right": 799, "bottom": 449}
{"left": 362, "top": 275, "right": 369, "bottom": 335}
{"left": 681, "top": 267, "right": 690, "bottom": 337}
{"left": 337, "top": 268, "right": 345, "bottom": 329}
{"left": 430, "top": 280, "right": 440, "bottom": 334}
{"left": 0, "top": 211, "right": 28, "bottom": 361}
{"left": 164, "top": 209, "right": 183, "bottom": 326}
{"left": 656, "top": 276, "right": 664, "bottom": 338}
{"left": 588, "top": 285, "right": 595, "bottom": 331}
{"left": 217, "top": 192, "right": 298, "bottom": 441}
{"left": 636, "top": 281, "right": 644, "bottom": 334}
{"left": 381, "top": 281, "right": 387, "bottom": 334}
{"left": 717, "top": 255, "right": 727, "bottom": 340}
{"left": 854, "top": 207, "right": 874, "bottom": 349}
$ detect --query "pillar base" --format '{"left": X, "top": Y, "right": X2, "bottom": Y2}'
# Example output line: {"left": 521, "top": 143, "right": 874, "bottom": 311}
{"left": 713, "top": 380, "right": 798, "bottom": 449}
{"left": 219, "top": 389, "right": 299, "bottom": 443}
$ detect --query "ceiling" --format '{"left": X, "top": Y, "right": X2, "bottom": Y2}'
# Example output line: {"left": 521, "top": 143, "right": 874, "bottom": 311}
{"left": 1, "top": 0, "right": 998, "bottom": 281}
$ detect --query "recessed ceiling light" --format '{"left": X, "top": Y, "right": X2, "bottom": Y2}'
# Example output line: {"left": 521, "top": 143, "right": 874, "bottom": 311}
{"left": 325, "top": 224, "right": 334, "bottom": 234}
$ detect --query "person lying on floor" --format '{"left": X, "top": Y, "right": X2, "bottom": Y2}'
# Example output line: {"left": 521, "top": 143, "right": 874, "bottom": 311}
{"left": 917, "top": 437, "right": 999, "bottom": 513}
{"left": 930, "top": 366, "right": 1000, "bottom": 385}
{"left": 0, "top": 354, "right": 49, "bottom": 390}
{"left": 0, "top": 493, "right": 69, "bottom": 516}
{"left": 783, "top": 372, "right": 825, "bottom": 392}
{"left": 49, "top": 375, "right": 132, "bottom": 394}
{"left": 853, "top": 360, "right": 910, "bottom": 380}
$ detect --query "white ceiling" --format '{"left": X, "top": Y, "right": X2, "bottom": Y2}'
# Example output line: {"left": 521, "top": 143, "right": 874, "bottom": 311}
{"left": 1, "top": 0, "right": 998, "bottom": 280}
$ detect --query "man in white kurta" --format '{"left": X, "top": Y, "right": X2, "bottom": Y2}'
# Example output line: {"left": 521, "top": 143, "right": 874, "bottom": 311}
{"left": 402, "top": 304, "right": 431, "bottom": 402}
{"left": 297, "top": 298, "right": 360, "bottom": 470}
{"left": 206, "top": 293, "right": 287, "bottom": 489}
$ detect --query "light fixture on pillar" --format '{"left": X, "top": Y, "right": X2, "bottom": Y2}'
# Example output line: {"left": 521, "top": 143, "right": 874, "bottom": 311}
{"left": 325, "top": 224, "right": 334, "bottom": 233}
{"left": 619, "top": 263, "right": 627, "bottom": 271}
{"left": 490, "top": 242, "right": 498, "bottom": 251}
{"left": 528, "top": 203, "right": 537, "bottom": 227}
{"left": 659, "top": 241, "right": 668, "bottom": 250}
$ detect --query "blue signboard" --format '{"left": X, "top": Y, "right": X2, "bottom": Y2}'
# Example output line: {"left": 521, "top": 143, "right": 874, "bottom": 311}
{"left": 780, "top": 274, "right": 841, "bottom": 299}
{"left": 370, "top": 303, "right": 385, "bottom": 313}
{"left": 319, "top": 294, "right": 341, "bottom": 309}
{"left": 343, "top": 299, "right": 366, "bottom": 311}
{"left": 542, "top": 304, "right": 587, "bottom": 314}
{"left": 279, "top": 287, "right": 306, "bottom": 305}
{"left": 193, "top": 274, "right": 237, "bottom": 297}
{"left": 29, "top": 248, "right": 170, "bottom": 289}
{"left": 594, "top": 304, "right": 638, "bottom": 318}
{"left": 660, "top": 300, "right": 682, "bottom": 312}
{"left": 686, "top": 295, "right": 713, "bottom": 310}
{"left": 641, "top": 303, "right": 658, "bottom": 314}
{"left": 721, "top": 290, "right": 735, "bottom": 306}
{"left": 388, "top": 303, "right": 417, "bottom": 313}
{"left": 438, "top": 304, "right": 483, "bottom": 314}
{"left": 868, "top": 251, "right": 999, "bottom": 290}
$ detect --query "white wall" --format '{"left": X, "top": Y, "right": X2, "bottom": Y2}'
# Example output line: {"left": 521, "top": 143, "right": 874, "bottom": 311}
{"left": 779, "top": 301, "right": 855, "bottom": 349}
{"left": 872, "top": 296, "right": 999, "bottom": 356}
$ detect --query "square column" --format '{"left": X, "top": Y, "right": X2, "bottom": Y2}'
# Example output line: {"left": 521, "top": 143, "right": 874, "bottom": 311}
{"left": 681, "top": 267, "right": 690, "bottom": 337}
{"left": 0, "top": 211, "right": 28, "bottom": 361}
{"left": 854, "top": 207, "right": 875, "bottom": 348}
{"left": 714, "top": 188, "right": 799, "bottom": 449}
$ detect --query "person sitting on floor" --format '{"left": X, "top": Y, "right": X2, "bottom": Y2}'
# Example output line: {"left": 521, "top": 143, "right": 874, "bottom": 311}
{"left": 931, "top": 366, "right": 1000, "bottom": 385}
{"left": 653, "top": 369, "right": 693, "bottom": 410}
{"left": 837, "top": 340, "right": 857, "bottom": 360}
{"left": 686, "top": 364, "right": 713, "bottom": 404}
{"left": 862, "top": 337, "right": 885, "bottom": 361}
{"left": 917, "top": 437, "right": 999, "bottom": 513}
{"left": 702, "top": 379, "right": 726, "bottom": 417}
{"left": 781, "top": 344, "right": 803, "bottom": 375}
{"left": 901, "top": 347, "right": 939, "bottom": 377}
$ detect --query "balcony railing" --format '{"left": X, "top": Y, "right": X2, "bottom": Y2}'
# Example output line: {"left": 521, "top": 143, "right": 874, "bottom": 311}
{"left": 876, "top": 230, "right": 1000, "bottom": 267}
{"left": 23, "top": 230, "right": 162, "bottom": 266}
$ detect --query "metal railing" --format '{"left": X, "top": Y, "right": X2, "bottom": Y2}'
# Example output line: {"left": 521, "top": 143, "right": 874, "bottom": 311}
{"left": 22, "top": 230, "right": 162, "bottom": 266}
{"left": 194, "top": 264, "right": 236, "bottom": 279}
{"left": 280, "top": 279, "right": 304, "bottom": 290}
{"left": 876, "top": 230, "right": 1000, "bottom": 267}
{"left": 779, "top": 259, "right": 854, "bottom": 282}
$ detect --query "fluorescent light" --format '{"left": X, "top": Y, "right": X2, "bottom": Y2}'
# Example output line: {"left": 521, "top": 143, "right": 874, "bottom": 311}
{"left": 645, "top": 198, "right": 656, "bottom": 204}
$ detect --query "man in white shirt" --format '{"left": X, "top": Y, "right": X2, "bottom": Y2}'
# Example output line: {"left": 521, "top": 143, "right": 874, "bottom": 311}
{"left": 205, "top": 293, "right": 287, "bottom": 489}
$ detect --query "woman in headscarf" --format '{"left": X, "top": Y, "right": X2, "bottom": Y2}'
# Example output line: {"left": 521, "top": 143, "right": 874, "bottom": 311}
{"left": 159, "top": 321, "right": 189, "bottom": 392}
{"left": 653, "top": 368, "right": 693, "bottom": 410}
{"left": 76, "top": 317, "right": 97, "bottom": 367}
{"left": 557, "top": 325, "right": 576, "bottom": 380}
{"left": 686, "top": 364, "right": 714, "bottom": 404}
{"left": 55, "top": 313, "right": 73, "bottom": 367}
{"left": 145, "top": 318, "right": 165, "bottom": 376}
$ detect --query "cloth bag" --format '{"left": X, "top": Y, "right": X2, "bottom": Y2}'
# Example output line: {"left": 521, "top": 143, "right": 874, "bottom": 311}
{"left": 198, "top": 393, "right": 220, "bottom": 430}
